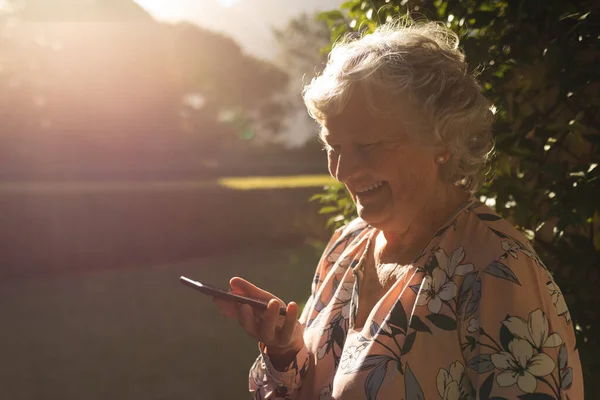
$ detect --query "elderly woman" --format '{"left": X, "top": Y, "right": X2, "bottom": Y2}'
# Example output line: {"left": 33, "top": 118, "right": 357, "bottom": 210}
{"left": 215, "top": 20, "right": 583, "bottom": 399}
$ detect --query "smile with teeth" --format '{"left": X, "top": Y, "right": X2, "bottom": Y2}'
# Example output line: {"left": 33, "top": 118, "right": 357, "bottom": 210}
{"left": 356, "top": 181, "right": 386, "bottom": 193}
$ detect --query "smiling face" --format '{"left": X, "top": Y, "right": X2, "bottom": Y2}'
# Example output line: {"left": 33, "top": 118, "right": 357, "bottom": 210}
{"left": 321, "top": 89, "right": 443, "bottom": 232}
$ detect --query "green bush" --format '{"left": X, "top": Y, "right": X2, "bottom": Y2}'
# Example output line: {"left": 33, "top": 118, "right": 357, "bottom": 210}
{"left": 314, "top": 0, "right": 599, "bottom": 393}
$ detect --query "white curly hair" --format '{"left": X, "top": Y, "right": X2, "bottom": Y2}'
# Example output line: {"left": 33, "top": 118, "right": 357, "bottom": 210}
{"left": 303, "top": 18, "right": 495, "bottom": 193}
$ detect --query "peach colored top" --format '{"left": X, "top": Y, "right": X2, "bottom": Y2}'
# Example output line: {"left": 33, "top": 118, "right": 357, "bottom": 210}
{"left": 249, "top": 198, "right": 583, "bottom": 400}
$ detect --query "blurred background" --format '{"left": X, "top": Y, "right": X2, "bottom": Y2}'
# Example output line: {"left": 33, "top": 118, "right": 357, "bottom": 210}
{"left": 1, "top": 0, "right": 599, "bottom": 398}
{"left": 0, "top": 0, "right": 342, "bottom": 398}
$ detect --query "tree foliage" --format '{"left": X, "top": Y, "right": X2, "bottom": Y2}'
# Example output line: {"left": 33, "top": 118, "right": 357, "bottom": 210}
{"left": 254, "top": 13, "right": 332, "bottom": 143}
{"left": 315, "top": 0, "right": 599, "bottom": 391}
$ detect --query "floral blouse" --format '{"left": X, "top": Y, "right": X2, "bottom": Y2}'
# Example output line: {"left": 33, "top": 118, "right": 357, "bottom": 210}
{"left": 249, "top": 197, "right": 583, "bottom": 399}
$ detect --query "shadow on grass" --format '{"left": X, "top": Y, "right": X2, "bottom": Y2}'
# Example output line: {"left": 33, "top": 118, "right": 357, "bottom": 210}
{"left": 0, "top": 244, "right": 323, "bottom": 400}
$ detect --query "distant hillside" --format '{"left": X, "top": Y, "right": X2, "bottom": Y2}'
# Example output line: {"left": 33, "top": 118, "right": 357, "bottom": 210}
{"left": 0, "top": 0, "right": 296, "bottom": 181}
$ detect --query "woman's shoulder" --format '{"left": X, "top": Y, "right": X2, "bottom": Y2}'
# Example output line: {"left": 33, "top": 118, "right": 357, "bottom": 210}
{"left": 467, "top": 201, "right": 533, "bottom": 249}
{"left": 467, "top": 201, "right": 529, "bottom": 237}
{"left": 434, "top": 199, "right": 540, "bottom": 270}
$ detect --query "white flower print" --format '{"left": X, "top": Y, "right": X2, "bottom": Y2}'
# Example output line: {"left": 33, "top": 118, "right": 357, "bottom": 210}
{"left": 436, "top": 361, "right": 472, "bottom": 400}
{"left": 317, "top": 342, "right": 329, "bottom": 360}
{"left": 521, "top": 241, "right": 537, "bottom": 259}
{"left": 435, "top": 247, "right": 475, "bottom": 277}
{"left": 501, "top": 241, "right": 519, "bottom": 259}
{"left": 502, "top": 308, "right": 563, "bottom": 350}
{"left": 312, "top": 280, "right": 352, "bottom": 333}
{"left": 335, "top": 282, "right": 353, "bottom": 319}
{"left": 491, "top": 338, "right": 556, "bottom": 393}
{"left": 547, "top": 280, "right": 572, "bottom": 323}
{"left": 417, "top": 267, "right": 458, "bottom": 313}
{"left": 339, "top": 343, "right": 367, "bottom": 371}
{"left": 467, "top": 318, "right": 480, "bottom": 333}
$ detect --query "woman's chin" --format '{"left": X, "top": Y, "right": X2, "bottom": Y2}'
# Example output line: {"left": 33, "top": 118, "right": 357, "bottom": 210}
{"left": 357, "top": 205, "right": 392, "bottom": 228}
{"left": 354, "top": 184, "right": 396, "bottom": 228}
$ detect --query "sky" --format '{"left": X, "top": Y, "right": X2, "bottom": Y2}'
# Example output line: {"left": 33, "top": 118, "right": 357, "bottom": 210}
{"left": 134, "top": 0, "right": 344, "bottom": 61}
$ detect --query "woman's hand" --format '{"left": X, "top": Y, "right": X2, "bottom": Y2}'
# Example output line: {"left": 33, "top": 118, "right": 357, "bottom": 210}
{"left": 213, "top": 277, "right": 305, "bottom": 369}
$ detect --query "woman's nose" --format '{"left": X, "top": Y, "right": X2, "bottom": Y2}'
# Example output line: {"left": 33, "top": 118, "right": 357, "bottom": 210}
{"left": 332, "top": 151, "right": 361, "bottom": 183}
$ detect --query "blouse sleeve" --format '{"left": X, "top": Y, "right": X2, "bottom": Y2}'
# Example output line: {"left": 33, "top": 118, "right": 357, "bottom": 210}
{"left": 458, "top": 245, "right": 583, "bottom": 399}
{"left": 248, "top": 224, "right": 349, "bottom": 399}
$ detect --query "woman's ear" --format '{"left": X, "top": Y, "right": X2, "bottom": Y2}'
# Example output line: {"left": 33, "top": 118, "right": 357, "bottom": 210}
{"left": 435, "top": 150, "right": 451, "bottom": 164}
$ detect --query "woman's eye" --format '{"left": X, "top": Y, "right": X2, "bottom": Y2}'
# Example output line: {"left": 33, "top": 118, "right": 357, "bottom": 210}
{"left": 359, "top": 143, "right": 377, "bottom": 150}
{"left": 318, "top": 137, "right": 339, "bottom": 152}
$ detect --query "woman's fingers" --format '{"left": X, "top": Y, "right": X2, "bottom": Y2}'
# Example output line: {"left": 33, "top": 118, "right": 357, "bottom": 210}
{"left": 237, "top": 304, "right": 261, "bottom": 341}
{"left": 211, "top": 278, "right": 303, "bottom": 350}
{"left": 233, "top": 300, "right": 300, "bottom": 348}
{"left": 278, "top": 302, "right": 299, "bottom": 342}
{"left": 230, "top": 277, "right": 281, "bottom": 303}
{"left": 212, "top": 298, "right": 238, "bottom": 319}
{"left": 259, "top": 299, "right": 281, "bottom": 343}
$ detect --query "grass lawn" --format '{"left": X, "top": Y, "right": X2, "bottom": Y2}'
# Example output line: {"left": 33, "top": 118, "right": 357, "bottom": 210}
{"left": 0, "top": 175, "right": 336, "bottom": 194}
{"left": 0, "top": 244, "right": 323, "bottom": 400}
{"left": 218, "top": 175, "right": 335, "bottom": 190}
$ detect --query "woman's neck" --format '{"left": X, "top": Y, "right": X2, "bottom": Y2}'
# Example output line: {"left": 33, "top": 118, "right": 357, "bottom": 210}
{"left": 375, "top": 186, "right": 469, "bottom": 265}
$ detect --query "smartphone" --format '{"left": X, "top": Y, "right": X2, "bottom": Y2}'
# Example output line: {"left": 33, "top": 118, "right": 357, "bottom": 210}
{"left": 179, "top": 276, "right": 287, "bottom": 316}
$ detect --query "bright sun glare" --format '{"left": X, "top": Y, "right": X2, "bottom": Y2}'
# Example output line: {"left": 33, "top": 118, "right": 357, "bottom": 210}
{"left": 217, "top": 0, "right": 241, "bottom": 6}
{"left": 134, "top": 0, "right": 241, "bottom": 21}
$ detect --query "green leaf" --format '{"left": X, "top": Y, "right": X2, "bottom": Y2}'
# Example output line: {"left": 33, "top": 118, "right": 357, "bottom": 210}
{"left": 425, "top": 313, "right": 457, "bottom": 331}
{"left": 476, "top": 213, "right": 502, "bottom": 221}
{"left": 499, "top": 323, "right": 514, "bottom": 352}
{"left": 465, "top": 335, "right": 477, "bottom": 352}
{"left": 469, "top": 11, "right": 498, "bottom": 28}
{"left": 309, "top": 193, "right": 323, "bottom": 202}
{"left": 317, "top": 10, "right": 345, "bottom": 22}
{"left": 388, "top": 300, "right": 408, "bottom": 331}
{"left": 341, "top": 0, "right": 359, "bottom": 9}
{"left": 319, "top": 206, "right": 339, "bottom": 214}
{"left": 467, "top": 354, "right": 495, "bottom": 373}
{"left": 409, "top": 316, "right": 432, "bottom": 334}
{"left": 485, "top": 260, "right": 521, "bottom": 285}
{"left": 333, "top": 323, "right": 345, "bottom": 348}
{"left": 467, "top": 354, "right": 495, "bottom": 374}
{"left": 479, "top": 372, "right": 495, "bottom": 400}
{"left": 404, "top": 363, "right": 425, "bottom": 400}
{"left": 401, "top": 332, "right": 416, "bottom": 355}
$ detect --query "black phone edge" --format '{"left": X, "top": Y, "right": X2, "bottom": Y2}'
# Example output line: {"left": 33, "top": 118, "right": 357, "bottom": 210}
{"left": 179, "top": 276, "right": 287, "bottom": 316}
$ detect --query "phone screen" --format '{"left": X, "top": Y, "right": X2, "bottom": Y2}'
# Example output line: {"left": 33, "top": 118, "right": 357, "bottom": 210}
{"left": 180, "top": 276, "right": 287, "bottom": 316}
